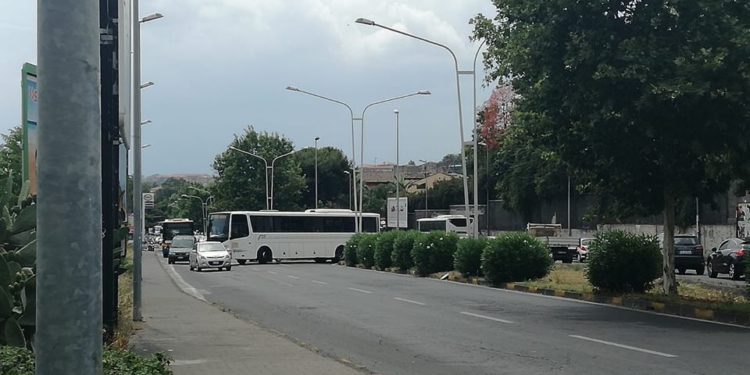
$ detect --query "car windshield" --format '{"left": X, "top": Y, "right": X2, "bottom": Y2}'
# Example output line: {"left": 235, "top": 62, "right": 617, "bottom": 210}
{"left": 199, "top": 243, "right": 226, "bottom": 252}
{"left": 171, "top": 238, "right": 194, "bottom": 248}
{"left": 581, "top": 239, "right": 593, "bottom": 246}
{"left": 674, "top": 236, "right": 698, "bottom": 245}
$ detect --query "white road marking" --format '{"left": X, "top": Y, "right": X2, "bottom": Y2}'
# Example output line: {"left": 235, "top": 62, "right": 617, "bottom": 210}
{"left": 394, "top": 297, "right": 426, "bottom": 306}
{"left": 312, "top": 280, "right": 328, "bottom": 285}
{"left": 259, "top": 274, "right": 293, "bottom": 287}
{"left": 279, "top": 264, "right": 291, "bottom": 267}
{"left": 288, "top": 275, "right": 300, "bottom": 279}
{"left": 347, "top": 287, "right": 372, "bottom": 294}
{"left": 267, "top": 271, "right": 278, "bottom": 275}
{"left": 165, "top": 265, "right": 207, "bottom": 302}
{"left": 460, "top": 311, "right": 513, "bottom": 324}
{"left": 251, "top": 267, "right": 260, "bottom": 271}
{"left": 569, "top": 335, "right": 677, "bottom": 358}
{"left": 172, "top": 359, "right": 209, "bottom": 366}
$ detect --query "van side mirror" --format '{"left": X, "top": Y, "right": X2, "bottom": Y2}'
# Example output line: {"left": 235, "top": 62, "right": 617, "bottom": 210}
{"left": 710, "top": 247, "right": 717, "bottom": 252}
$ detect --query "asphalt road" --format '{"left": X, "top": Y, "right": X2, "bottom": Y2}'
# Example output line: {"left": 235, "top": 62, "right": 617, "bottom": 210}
{"left": 166, "top": 258, "right": 749, "bottom": 375}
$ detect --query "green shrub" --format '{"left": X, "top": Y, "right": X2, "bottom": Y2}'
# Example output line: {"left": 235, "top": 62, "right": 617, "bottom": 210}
{"left": 411, "top": 231, "right": 460, "bottom": 276}
{"left": 0, "top": 346, "right": 173, "bottom": 375}
{"left": 585, "top": 231, "right": 661, "bottom": 293}
{"left": 374, "top": 231, "right": 398, "bottom": 270}
{"left": 454, "top": 237, "right": 488, "bottom": 277}
{"left": 481, "top": 232, "right": 552, "bottom": 286}
{"left": 391, "top": 231, "right": 420, "bottom": 271}
{"left": 344, "top": 233, "right": 366, "bottom": 267}
{"left": 356, "top": 234, "right": 377, "bottom": 269}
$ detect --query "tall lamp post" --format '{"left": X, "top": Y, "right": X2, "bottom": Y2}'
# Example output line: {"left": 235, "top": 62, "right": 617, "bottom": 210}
{"left": 356, "top": 17, "right": 471, "bottom": 236}
{"left": 314, "top": 136, "right": 320, "bottom": 209}
{"left": 344, "top": 170, "right": 352, "bottom": 210}
{"left": 286, "top": 86, "right": 430, "bottom": 232}
{"left": 132, "top": 3, "right": 164, "bottom": 322}
{"left": 394, "top": 109, "right": 401, "bottom": 230}
{"left": 419, "top": 159, "right": 429, "bottom": 215}
{"left": 472, "top": 40, "right": 487, "bottom": 238}
{"left": 229, "top": 146, "right": 300, "bottom": 210}
{"left": 181, "top": 194, "right": 212, "bottom": 235}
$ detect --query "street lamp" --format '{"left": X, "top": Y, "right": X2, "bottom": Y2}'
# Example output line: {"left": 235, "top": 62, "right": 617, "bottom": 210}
{"left": 229, "top": 146, "right": 301, "bottom": 210}
{"left": 419, "top": 159, "right": 429, "bottom": 214}
{"left": 132, "top": 2, "right": 164, "bottom": 322}
{"left": 314, "top": 136, "right": 320, "bottom": 209}
{"left": 140, "top": 120, "right": 151, "bottom": 126}
{"left": 394, "top": 109, "right": 401, "bottom": 230}
{"left": 286, "top": 86, "right": 430, "bottom": 232}
{"left": 181, "top": 194, "right": 212, "bottom": 235}
{"left": 140, "top": 81, "right": 154, "bottom": 89}
{"left": 356, "top": 17, "right": 472, "bottom": 236}
{"left": 141, "top": 144, "right": 151, "bottom": 149}
{"left": 343, "top": 170, "right": 352, "bottom": 210}
{"left": 472, "top": 40, "right": 487, "bottom": 238}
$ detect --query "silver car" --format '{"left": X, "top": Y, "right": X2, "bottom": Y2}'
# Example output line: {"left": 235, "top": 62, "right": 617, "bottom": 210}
{"left": 189, "top": 242, "right": 232, "bottom": 272}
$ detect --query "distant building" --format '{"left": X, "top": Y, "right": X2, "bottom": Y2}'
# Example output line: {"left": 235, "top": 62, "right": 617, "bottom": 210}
{"left": 405, "top": 172, "right": 460, "bottom": 194}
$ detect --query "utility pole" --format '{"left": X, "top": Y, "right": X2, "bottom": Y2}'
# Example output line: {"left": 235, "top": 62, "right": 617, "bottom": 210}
{"left": 37, "top": 0, "right": 103, "bottom": 373}
{"left": 315, "top": 136, "right": 320, "bottom": 209}
{"left": 394, "top": 109, "right": 400, "bottom": 230}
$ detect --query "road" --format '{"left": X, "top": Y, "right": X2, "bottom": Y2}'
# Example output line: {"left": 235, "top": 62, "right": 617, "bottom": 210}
{"left": 165, "top": 258, "right": 749, "bottom": 375}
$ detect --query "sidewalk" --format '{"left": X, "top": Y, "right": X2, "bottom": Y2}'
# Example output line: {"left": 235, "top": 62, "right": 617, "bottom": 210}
{"left": 131, "top": 252, "right": 363, "bottom": 375}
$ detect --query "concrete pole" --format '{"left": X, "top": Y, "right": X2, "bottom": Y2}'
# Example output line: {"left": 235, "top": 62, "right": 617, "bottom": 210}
{"left": 315, "top": 137, "right": 319, "bottom": 209}
{"left": 132, "top": 0, "right": 144, "bottom": 322}
{"left": 37, "top": 0, "right": 103, "bottom": 373}
{"left": 394, "top": 109, "right": 400, "bottom": 230}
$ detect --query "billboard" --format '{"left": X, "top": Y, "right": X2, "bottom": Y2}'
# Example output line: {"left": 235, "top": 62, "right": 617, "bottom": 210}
{"left": 143, "top": 193, "right": 154, "bottom": 210}
{"left": 736, "top": 203, "right": 750, "bottom": 238}
{"left": 21, "top": 63, "right": 38, "bottom": 196}
{"left": 387, "top": 197, "right": 408, "bottom": 228}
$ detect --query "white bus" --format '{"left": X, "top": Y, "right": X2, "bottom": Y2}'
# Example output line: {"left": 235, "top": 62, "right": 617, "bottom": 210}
{"left": 206, "top": 209, "right": 381, "bottom": 265}
{"left": 417, "top": 215, "right": 473, "bottom": 236}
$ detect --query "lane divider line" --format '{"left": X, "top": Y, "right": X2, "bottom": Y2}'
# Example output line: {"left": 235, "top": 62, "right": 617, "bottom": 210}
{"left": 288, "top": 275, "right": 300, "bottom": 279}
{"left": 394, "top": 297, "right": 426, "bottom": 306}
{"left": 460, "top": 311, "right": 513, "bottom": 324}
{"left": 267, "top": 271, "right": 278, "bottom": 275}
{"left": 259, "top": 274, "right": 294, "bottom": 287}
{"left": 312, "top": 280, "right": 328, "bottom": 285}
{"left": 347, "top": 287, "right": 372, "bottom": 294}
{"left": 569, "top": 335, "right": 677, "bottom": 358}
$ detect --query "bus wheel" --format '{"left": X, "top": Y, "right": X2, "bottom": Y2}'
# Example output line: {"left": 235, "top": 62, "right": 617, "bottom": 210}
{"left": 258, "top": 247, "right": 272, "bottom": 264}
{"left": 237, "top": 259, "right": 247, "bottom": 265}
{"left": 333, "top": 246, "right": 344, "bottom": 263}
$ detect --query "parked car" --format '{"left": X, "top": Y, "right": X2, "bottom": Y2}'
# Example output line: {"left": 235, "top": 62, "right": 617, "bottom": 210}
{"left": 189, "top": 241, "right": 232, "bottom": 272}
{"left": 577, "top": 238, "right": 594, "bottom": 262}
{"left": 707, "top": 238, "right": 747, "bottom": 280}
{"left": 168, "top": 235, "right": 196, "bottom": 264}
{"left": 658, "top": 234, "right": 705, "bottom": 275}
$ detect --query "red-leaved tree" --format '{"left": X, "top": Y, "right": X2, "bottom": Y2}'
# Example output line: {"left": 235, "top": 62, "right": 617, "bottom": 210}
{"left": 480, "top": 83, "right": 516, "bottom": 148}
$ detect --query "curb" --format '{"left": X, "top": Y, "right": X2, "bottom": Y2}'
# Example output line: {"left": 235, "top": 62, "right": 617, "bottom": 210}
{"left": 340, "top": 263, "right": 750, "bottom": 327}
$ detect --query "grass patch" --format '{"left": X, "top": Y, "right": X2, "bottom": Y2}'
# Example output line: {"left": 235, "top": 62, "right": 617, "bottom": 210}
{"left": 111, "top": 249, "right": 134, "bottom": 349}
{"left": 516, "top": 264, "right": 593, "bottom": 293}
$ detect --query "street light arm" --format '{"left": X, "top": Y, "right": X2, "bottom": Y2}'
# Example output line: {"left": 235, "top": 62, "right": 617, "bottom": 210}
{"left": 271, "top": 149, "right": 301, "bottom": 167}
{"left": 361, "top": 21, "right": 461, "bottom": 71}
{"left": 361, "top": 91, "right": 429, "bottom": 118}
{"left": 229, "top": 146, "right": 269, "bottom": 168}
{"left": 286, "top": 87, "right": 355, "bottom": 120}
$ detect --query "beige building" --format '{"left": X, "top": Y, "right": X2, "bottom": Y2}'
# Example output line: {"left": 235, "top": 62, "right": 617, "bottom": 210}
{"left": 405, "top": 172, "right": 460, "bottom": 193}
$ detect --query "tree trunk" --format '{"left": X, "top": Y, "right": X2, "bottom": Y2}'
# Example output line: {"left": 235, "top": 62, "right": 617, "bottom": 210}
{"left": 662, "top": 192, "right": 678, "bottom": 295}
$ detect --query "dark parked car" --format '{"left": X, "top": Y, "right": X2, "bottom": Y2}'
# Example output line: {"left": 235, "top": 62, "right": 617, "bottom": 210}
{"left": 707, "top": 238, "right": 747, "bottom": 280}
{"left": 658, "top": 234, "right": 705, "bottom": 275}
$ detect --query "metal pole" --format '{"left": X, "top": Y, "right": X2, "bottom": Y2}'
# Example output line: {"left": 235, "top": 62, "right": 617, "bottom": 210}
{"left": 37, "top": 0, "right": 102, "bottom": 372}
{"left": 696, "top": 197, "right": 700, "bottom": 243}
{"left": 567, "top": 175, "right": 572, "bottom": 236}
{"left": 315, "top": 137, "right": 319, "bottom": 209}
{"left": 395, "top": 109, "right": 400, "bottom": 230}
{"left": 266, "top": 165, "right": 272, "bottom": 210}
{"left": 486, "top": 143, "right": 490, "bottom": 235}
{"left": 131, "top": 0, "right": 143, "bottom": 322}
{"left": 472, "top": 40, "right": 485, "bottom": 238}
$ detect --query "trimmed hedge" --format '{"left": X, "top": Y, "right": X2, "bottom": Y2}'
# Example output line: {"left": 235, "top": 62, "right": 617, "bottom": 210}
{"left": 373, "top": 231, "right": 399, "bottom": 270}
{"left": 411, "top": 231, "right": 460, "bottom": 276}
{"left": 481, "top": 233, "right": 552, "bottom": 286}
{"left": 357, "top": 234, "right": 378, "bottom": 269}
{"left": 0, "top": 346, "right": 172, "bottom": 375}
{"left": 454, "top": 237, "right": 488, "bottom": 277}
{"left": 391, "top": 231, "right": 420, "bottom": 271}
{"left": 585, "top": 231, "right": 661, "bottom": 293}
{"left": 344, "top": 233, "right": 366, "bottom": 267}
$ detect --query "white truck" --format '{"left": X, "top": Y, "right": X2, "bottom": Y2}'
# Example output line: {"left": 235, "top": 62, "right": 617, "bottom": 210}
{"left": 526, "top": 223, "right": 579, "bottom": 263}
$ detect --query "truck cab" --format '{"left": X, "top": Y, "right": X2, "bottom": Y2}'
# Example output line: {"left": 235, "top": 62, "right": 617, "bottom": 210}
{"left": 527, "top": 223, "right": 578, "bottom": 263}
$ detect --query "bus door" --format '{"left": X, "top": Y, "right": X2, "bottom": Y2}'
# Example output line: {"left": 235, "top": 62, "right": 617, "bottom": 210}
{"left": 228, "top": 214, "right": 250, "bottom": 260}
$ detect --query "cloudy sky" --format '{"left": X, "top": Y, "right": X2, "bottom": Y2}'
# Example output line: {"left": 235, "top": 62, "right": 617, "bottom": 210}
{"left": 0, "top": 0, "right": 497, "bottom": 175}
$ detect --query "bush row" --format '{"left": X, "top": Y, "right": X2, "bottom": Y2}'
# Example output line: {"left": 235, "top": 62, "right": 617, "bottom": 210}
{"left": 0, "top": 346, "right": 173, "bottom": 375}
{"left": 344, "top": 231, "right": 553, "bottom": 284}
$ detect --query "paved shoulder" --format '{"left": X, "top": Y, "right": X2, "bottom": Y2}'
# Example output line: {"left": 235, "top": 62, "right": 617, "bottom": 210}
{"left": 131, "top": 252, "right": 363, "bottom": 375}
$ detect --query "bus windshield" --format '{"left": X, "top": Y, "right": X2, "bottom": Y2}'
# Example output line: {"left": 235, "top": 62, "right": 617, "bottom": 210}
{"left": 208, "top": 214, "right": 230, "bottom": 241}
{"left": 162, "top": 222, "right": 194, "bottom": 242}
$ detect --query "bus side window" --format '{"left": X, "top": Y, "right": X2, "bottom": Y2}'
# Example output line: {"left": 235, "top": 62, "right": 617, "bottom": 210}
{"left": 230, "top": 214, "right": 250, "bottom": 239}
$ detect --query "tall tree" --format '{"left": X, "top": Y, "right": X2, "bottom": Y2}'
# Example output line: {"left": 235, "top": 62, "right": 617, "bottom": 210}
{"left": 0, "top": 126, "right": 23, "bottom": 198}
{"left": 293, "top": 146, "right": 351, "bottom": 209}
{"left": 211, "top": 126, "right": 305, "bottom": 212}
{"left": 473, "top": 0, "right": 750, "bottom": 294}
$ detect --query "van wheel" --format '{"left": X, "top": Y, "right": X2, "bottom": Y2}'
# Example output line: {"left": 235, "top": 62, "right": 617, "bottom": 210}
{"left": 258, "top": 247, "right": 272, "bottom": 265}
{"left": 237, "top": 259, "right": 247, "bottom": 265}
